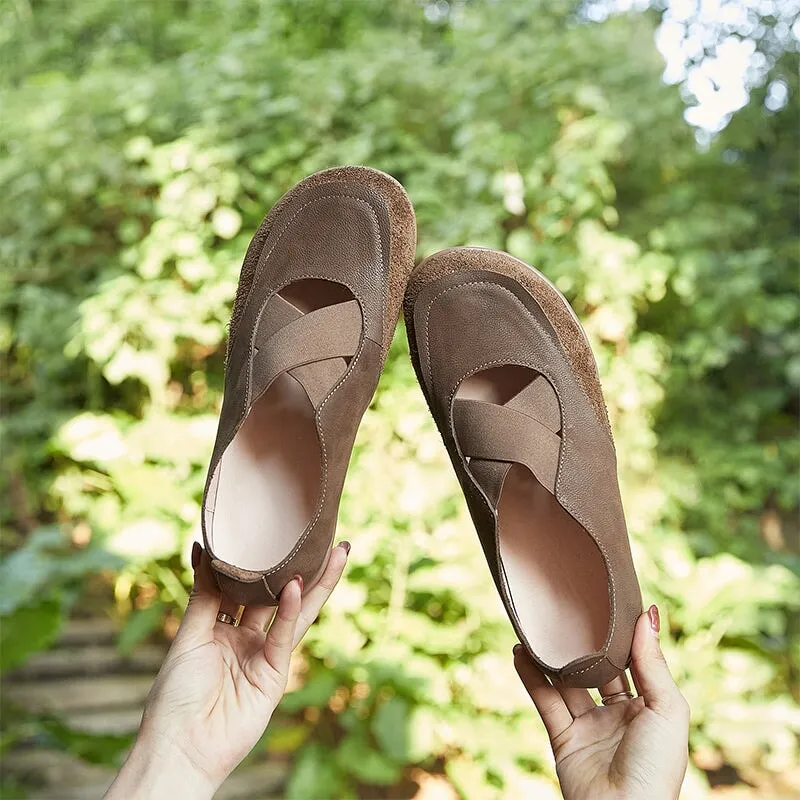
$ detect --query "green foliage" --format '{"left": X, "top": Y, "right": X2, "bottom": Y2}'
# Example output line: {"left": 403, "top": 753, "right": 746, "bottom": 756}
{"left": 117, "top": 600, "right": 167, "bottom": 655}
{"left": 0, "top": 600, "right": 64, "bottom": 674}
{"left": 0, "top": 526, "right": 120, "bottom": 612}
{"left": 37, "top": 716, "right": 134, "bottom": 766}
{"left": 0, "top": 527, "right": 121, "bottom": 670}
{"left": 0, "top": 703, "right": 133, "bottom": 774}
{"left": 1, "top": 0, "right": 797, "bottom": 797}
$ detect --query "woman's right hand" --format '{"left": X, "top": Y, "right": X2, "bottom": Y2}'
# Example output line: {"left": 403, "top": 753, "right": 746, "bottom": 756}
{"left": 105, "top": 542, "right": 349, "bottom": 799}
{"left": 514, "top": 606, "right": 690, "bottom": 800}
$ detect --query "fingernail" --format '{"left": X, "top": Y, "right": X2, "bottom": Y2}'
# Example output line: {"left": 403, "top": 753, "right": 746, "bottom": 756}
{"left": 648, "top": 604, "right": 660, "bottom": 634}
{"left": 294, "top": 574, "right": 304, "bottom": 592}
{"left": 338, "top": 540, "right": 351, "bottom": 555}
{"left": 512, "top": 644, "right": 523, "bottom": 656}
{"left": 191, "top": 541, "right": 201, "bottom": 570}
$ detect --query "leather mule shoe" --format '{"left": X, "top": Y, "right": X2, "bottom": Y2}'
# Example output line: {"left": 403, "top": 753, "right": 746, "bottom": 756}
{"left": 202, "top": 167, "right": 416, "bottom": 606}
{"left": 404, "top": 247, "right": 641, "bottom": 688}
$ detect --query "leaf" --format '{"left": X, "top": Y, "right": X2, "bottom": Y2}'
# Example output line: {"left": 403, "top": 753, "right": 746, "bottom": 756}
{"left": 286, "top": 743, "right": 349, "bottom": 800}
{"left": 0, "top": 530, "right": 61, "bottom": 615}
{"left": 336, "top": 734, "right": 402, "bottom": 786}
{"left": 41, "top": 717, "right": 133, "bottom": 766}
{"left": 407, "top": 706, "right": 440, "bottom": 763}
{"left": 0, "top": 600, "right": 65, "bottom": 673}
{"left": 0, "top": 528, "right": 121, "bottom": 616}
{"left": 372, "top": 696, "right": 409, "bottom": 762}
{"left": 117, "top": 602, "right": 165, "bottom": 655}
{"left": 265, "top": 723, "right": 310, "bottom": 755}
{"left": 446, "top": 756, "right": 493, "bottom": 799}
{"left": 280, "top": 670, "right": 339, "bottom": 713}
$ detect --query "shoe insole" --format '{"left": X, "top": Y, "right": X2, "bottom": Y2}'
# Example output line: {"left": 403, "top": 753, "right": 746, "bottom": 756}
{"left": 498, "top": 465, "right": 610, "bottom": 666}
{"left": 213, "top": 372, "right": 321, "bottom": 571}
{"left": 212, "top": 280, "right": 348, "bottom": 572}
{"left": 459, "top": 366, "right": 610, "bottom": 667}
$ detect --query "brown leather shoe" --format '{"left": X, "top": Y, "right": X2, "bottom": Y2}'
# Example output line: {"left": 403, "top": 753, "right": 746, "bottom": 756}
{"left": 404, "top": 247, "right": 641, "bottom": 688}
{"left": 202, "top": 167, "right": 416, "bottom": 606}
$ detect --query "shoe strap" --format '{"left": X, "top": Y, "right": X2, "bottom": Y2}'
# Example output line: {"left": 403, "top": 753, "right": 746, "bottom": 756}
{"left": 452, "top": 374, "right": 562, "bottom": 506}
{"left": 250, "top": 295, "right": 361, "bottom": 409}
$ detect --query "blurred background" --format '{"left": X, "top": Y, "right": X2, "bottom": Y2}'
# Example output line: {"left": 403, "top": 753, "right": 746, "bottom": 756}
{"left": 1, "top": 0, "right": 798, "bottom": 797}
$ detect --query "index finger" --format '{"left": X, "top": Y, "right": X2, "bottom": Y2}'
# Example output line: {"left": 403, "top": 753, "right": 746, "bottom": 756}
{"left": 175, "top": 545, "right": 222, "bottom": 647}
{"left": 292, "top": 540, "right": 349, "bottom": 648}
{"left": 513, "top": 645, "right": 573, "bottom": 743}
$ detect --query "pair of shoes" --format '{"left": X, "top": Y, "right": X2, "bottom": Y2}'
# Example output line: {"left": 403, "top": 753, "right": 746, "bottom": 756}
{"left": 201, "top": 167, "right": 642, "bottom": 688}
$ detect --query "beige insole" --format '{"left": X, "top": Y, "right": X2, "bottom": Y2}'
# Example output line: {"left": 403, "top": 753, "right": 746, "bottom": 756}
{"left": 498, "top": 466, "right": 610, "bottom": 666}
{"left": 213, "top": 372, "right": 321, "bottom": 571}
{"left": 459, "top": 366, "right": 610, "bottom": 667}
{"left": 211, "top": 280, "right": 349, "bottom": 572}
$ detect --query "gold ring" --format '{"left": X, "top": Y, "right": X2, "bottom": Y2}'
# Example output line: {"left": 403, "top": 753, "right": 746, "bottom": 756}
{"left": 601, "top": 690, "right": 633, "bottom": 705}
{"left": 216, "top": 611, "right": 237, "bottom": 626}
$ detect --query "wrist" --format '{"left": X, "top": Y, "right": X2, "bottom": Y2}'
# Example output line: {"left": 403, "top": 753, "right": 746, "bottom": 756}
{"left": 105, "top": 731, "right": 218, "bottom": 800}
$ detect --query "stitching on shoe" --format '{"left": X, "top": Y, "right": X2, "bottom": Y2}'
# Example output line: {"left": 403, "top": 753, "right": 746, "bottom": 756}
{"left": 446, "top": 357, "right": 618, "bottom": 674}
{"left": 256, "top": 201, "right": 385, "bottom": 578}
{"left": 231, "top": 192, "right": 378, "bottom": 353}
{"left": 215, "top": 188, "right": 386, "bottom": 587}
{"left": 566, "top": 655, "right": 606, "bottom": 677}
{"left": 414, "top": 254, "right": 613, "bottom": 439}
{"left": 421, "top": 279, "right": 617, "bottom": 667}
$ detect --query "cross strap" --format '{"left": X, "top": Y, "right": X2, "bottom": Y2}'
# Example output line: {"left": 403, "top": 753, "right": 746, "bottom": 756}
{"left": 453, "top": 374, "right": 562, "bottom": 504}
{"left": 505, "top": 373, "right": 561, "bottom": 432}
{"left": 249, "top": 295, "right": 362, "bottom": 409}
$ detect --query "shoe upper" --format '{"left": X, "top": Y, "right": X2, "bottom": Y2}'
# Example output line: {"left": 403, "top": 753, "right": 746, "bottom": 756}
{"left": 405, "top": 248, "right": 642, "bottom": 688}
{"left": 203, "top": 168, "right": 415, "bottom": 606}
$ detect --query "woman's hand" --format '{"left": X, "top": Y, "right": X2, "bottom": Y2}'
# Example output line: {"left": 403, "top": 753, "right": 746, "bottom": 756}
{"left": 514, "top": 606, "right": 689, "bottom": 800}
{"left": 106, "top": 541, "right": 349, "bottom": 799}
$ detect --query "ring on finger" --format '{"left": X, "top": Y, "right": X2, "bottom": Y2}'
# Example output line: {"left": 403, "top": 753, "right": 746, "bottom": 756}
{"left": 601, "top": 690, "right": 633, "bottom": 705}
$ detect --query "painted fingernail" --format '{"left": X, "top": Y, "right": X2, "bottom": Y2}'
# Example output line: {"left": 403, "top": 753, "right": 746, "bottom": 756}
{"left": 294, "top": 574, "right": 304, "bottom": 592}
{"left": 648, "top": 604, "right": 660, "bottom": 634}
{"left": 339, "top": 540, "right": 351, "bottom": 555}
{"left": 191, "top": 541, "right": 201, "bottom": 570}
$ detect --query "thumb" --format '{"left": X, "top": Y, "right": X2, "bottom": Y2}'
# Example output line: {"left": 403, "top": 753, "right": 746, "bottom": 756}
{"left": 630, "top": 605, "right": 688, "bottom": 721}
{"left": 176, "top": 542, "right": 221, "bottom": 645}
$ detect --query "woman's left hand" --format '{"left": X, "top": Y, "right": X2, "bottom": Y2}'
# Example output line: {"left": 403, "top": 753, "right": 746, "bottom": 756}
{"left": 105, "top": 541, "right": 349, "bottom": 799}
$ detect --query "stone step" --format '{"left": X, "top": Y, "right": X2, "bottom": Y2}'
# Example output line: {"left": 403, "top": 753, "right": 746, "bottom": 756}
{"left": 56, "top": 617, "right": 120, "bottom": 647}
{"left": 7, "top": 674, "right": 154, "bottom": 714}
{"left": 8, "top": 643, "right": 166, "bottom": 681}
{"left": 3, "top": 614, "right": 290, "bottom": 797}
{"left": 2, "top": 747, "right": 288, "bottom": 799}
